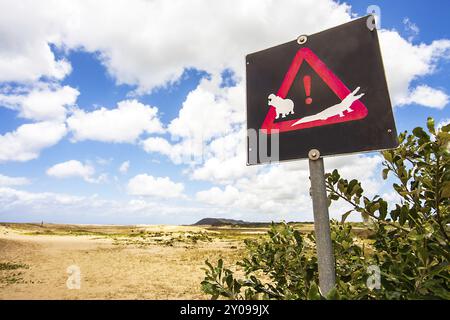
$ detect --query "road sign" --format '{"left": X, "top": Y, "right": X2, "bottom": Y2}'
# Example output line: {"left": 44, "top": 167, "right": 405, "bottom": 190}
{"left": 246, "top": 16, "right": 398, "bottom": 165}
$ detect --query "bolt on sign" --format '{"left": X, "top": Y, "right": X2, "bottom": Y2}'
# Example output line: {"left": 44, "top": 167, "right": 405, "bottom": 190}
{"left": 246, "top": 16, "right": 398, "bottom": 165}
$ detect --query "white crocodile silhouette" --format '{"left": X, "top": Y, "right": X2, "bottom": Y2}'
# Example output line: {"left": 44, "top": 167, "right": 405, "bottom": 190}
{"left": 291, "top": 87, "right": 364, "bottom": 126}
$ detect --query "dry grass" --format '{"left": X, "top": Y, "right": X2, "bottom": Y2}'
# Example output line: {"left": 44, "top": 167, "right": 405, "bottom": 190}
{"left": 0, "top": 222, "right": 363, "bottom": 299}
{"left": 0, "top": 223, "right": 256, "bottom": 299}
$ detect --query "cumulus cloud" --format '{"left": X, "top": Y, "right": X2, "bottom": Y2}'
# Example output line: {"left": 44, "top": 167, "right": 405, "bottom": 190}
{"left": 1, "top": 0, "right": 449, "bottom": 223}
{"left": 196, "top": 185, "right": 240, "bottom": 207}
{"left": 168, "top": 77, "right": 244, "bottom": 141}
{"left": 140, "top": 137, "right": 183, "bottom": 162}
{"left": 127, "top": 174, "right": 185, "bottom": 199}
{"left": 47, "top": 160, "right": 106, "bottom": 183}
{"left": 141, "top": 24, "right": 450, "bottom": 173}
{"left": 118, "top": 160, "right": 130, "bottom": 174}
{"left": 67, "top": 99, "right": 164, "bottom": 143}
{"left": 63, "top": 0, "right": 353, "bottom": 92}
{"left": 142, "top": 75, "right": 386, "bottom": 220}
{"left": 1, "top": 1, "right": 448, "bottom": 102}
{"left": 141, "top": 76, "right": 244, "bottom": 163}
{"left": 0, "top": 174, "right": 31, "bottom": 187}
{"left": 0, "top": 0, "right": 73, "bottom": 82}
{"left": 396, "top": 85, "right": 449, "bottom": 109}
{"left": 0, "top": 85, "right": 79, "bottom": 121}
{"left": 0, "top": 186, "right": 207, "bottom": 224}
{"left": 0, "top": 121, "right": 67, "bottom": 162}
{"left": 195, "top": 154, "right": 384, "bottom": 220}
{"left": 0, "top": 187, "right": 84, "bottom": 212}
{"left": 379, "top": 30, "right": 450, "bottom": 107}
{"left": 0, "top": 0, "right": 352, "bottom": 91}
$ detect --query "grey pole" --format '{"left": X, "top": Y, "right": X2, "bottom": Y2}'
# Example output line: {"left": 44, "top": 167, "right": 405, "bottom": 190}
{"left": 308, "top": 149, "right": 336, "bottom": 295}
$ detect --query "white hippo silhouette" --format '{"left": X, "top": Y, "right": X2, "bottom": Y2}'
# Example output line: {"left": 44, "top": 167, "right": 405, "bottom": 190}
{"left": 268, "top": 94, "right": 294, "bottom": 119}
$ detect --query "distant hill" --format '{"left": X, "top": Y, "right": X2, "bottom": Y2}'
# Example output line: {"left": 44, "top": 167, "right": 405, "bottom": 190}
{"left": 192, "top": 218, "right": 314, "bottom": 227}
{"left": 192, "top": 218, "right": 255, "bottom": 226}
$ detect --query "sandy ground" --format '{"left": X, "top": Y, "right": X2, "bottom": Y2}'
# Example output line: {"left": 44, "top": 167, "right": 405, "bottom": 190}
{"left": 0, "top": 224, "right": 245, "bottom": 299}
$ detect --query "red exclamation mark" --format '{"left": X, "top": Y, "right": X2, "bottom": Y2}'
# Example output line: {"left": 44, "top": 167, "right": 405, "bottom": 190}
{"left": 303, "top": 75, "right": 312, "bottom": 105}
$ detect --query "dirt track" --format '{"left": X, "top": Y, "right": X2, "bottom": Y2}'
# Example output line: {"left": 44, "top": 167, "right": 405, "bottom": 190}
{"left": 0, "top": 224, "right": 244, "bottom": 299}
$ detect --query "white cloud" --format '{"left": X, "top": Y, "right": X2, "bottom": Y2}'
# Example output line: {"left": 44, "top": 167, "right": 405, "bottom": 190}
{"left": 192, "top": 155, "right": 249, "bottom": 184}
{"left": 196, "top": 185, "right": 240, "bottom": 207}
{"left": 0, "top": 121, "right": 67, "bottom": 162}
{"left": 0, "top": 85, "right": 79, "bottom": 121}
{"left": 119, "top": 160, "right": 130, "bottom": 174}
{"left": 0, "top": 0, "right": 73, "bottom": 82}
{"left": 142, "top": 24, "right": 450, "bottom": 172}
{"left": 143, "top": 72, "right": 386, "bottom": 221}
{"left": 0, "top": 174, "right": 31, "bottom": 187}
{"left": 403, "top": 17, "right": 420, "bottom": 42}
{"left": 67, "top": 99, "right": 164, "bottom": 143}
{"left": 141, "top": 137, "right": 179, "bottom": 161}
{"left": 141, "top": 76, "right": 245, "bottom": 164}
{"left": 195, "top": 154, "right": 384, "bottom": 220}
{"left": 396, "top": 85, "right": 449, "bottom": 109}
{"left": 1, "top": 1, "right": 448, "bottom": 104}
{"left": 0, "top": 0, "right": 352, "bottom": 91}
{"left": 0, "top": 187, "right": 85, "bottom": 211}
{"left": 0, "top": 186, "right": 207, "bottom": 224}
{"left": 168, "top": 77, "right": 244, "bottom": 141}
{"left": 127, "top": 174, "right": 185, "bottom": 199}
{"left": 96, "top": 157, "right": 113, "bottom": 166}
{"left": 1, "top": 0, "right": 450, "bottom": 223}
{"left": 60, "top": 0, "right": 352, "bottom": 92}
{"left": 1, "top": 1, "right": 448, "bottom": 105}
{"left": 379, "top": 30, "right": 450, "bottom": 107}
{"left": 47, "top": 160, "right": 105, "bottom": 183}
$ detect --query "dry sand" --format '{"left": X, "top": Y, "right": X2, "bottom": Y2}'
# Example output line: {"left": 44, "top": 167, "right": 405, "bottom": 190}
{"left": 0, "top": 224, "right": 246, "bottom": 300}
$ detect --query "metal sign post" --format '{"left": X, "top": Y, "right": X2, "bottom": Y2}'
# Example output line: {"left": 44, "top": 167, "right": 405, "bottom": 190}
{"left": 308, "top": 149, "right": 335, "bottom": 295}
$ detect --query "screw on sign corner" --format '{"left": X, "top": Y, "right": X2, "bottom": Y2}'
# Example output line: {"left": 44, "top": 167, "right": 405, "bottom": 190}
{"left": 308, "top": 149, "right": 320, "bottom": 160}
{"left": 297, "top": 35, "right": 308, "bottom": 45}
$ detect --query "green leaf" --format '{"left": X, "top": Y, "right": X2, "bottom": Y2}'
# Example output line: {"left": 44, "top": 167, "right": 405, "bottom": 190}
{"left": 325, "top": 287, "right": 340, "bottom": 300}
{"left": 399, "top": 205, "right": 408, "bottom": 226}
{"left": 383, "top": 151, "right": 393, "bottom": 163}
{"left": 426, "top": 117, "right": 435, "bottom": 135}
{"left": 361, "top": 211, "right": 369, "bottom": 222}
{"left": 441, "top": 123, "right": 450, "bottom": 133}
{"left": 225, "top": 274, "right": 233, "bottom": 288}
{"left": 341, "top": 210, "right": 353, "bottom": 223}
{"left": 307, "top": 282, "right": 321, "bottom": 300}
{"left": 382, "top": 168, "right": 390, "bottom": 180}
{"left": 412, "top": 127, "right": 429, "bottom": 140}
{"left": 332, "top": 169, "right": 340, "bottom": 182}
{"left": 348, "top": 179, "right": 358, "bottom": 195}
{"left": 441, "top": 181, "right": 450, "bottom": 198}
{"left": 378, "top": 200, "right": 388, "bottom": 220}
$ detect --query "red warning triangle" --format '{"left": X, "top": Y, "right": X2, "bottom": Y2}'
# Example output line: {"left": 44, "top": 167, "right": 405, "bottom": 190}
{"left": 261, "top": 47, "right": 368, "bottom": 133}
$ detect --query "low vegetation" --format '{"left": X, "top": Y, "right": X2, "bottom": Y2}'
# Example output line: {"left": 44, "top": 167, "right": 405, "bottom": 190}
{"left": 0, "top": 262, "right": 29, "bottom": 286}
{"left": 201, "top": 118, "right": 450, "bottom": 300}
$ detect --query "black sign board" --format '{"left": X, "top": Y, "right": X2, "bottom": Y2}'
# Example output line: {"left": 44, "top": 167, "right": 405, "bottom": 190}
{"left": 246, "top": 16, "right": 398, "bottom": 165}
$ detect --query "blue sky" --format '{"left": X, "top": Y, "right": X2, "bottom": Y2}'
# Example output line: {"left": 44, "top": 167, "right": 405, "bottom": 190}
{"left": 0, "top": 0, "right": 449, "bottom": 224}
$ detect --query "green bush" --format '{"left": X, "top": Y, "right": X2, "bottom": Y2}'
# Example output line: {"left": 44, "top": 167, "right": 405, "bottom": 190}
{"left": 201, "top": 118, "right": 449, "bottom": 299}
